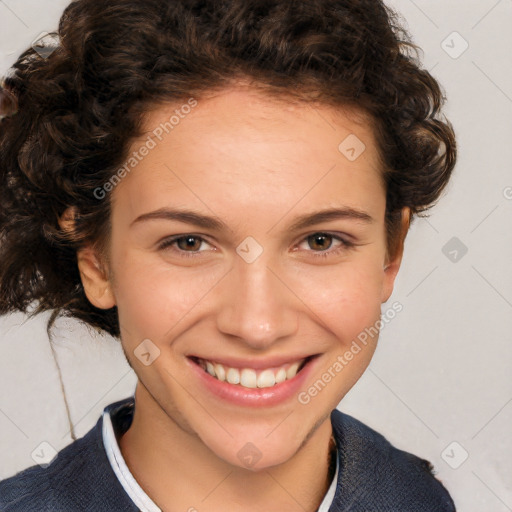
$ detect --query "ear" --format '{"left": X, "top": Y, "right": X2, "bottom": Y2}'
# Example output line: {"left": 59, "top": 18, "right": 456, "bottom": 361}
{"left": 76, "top": 246, "right": 116, "bottom": 309}
{"left": 381, "top": 207, "right": 411, "bottom": 303}
{"left": 58, "top": 207, "right": 116, "bottom": 310}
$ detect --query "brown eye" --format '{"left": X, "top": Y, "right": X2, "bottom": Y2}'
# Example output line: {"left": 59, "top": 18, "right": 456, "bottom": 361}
{"left": 158, "top": 234, "right": 215, "bottom": 258}
{"left": 176, "top": 235, "right": 203, "bottom": 251}
{"left": 307, "top": 233, "right": 333, "bottom": 251}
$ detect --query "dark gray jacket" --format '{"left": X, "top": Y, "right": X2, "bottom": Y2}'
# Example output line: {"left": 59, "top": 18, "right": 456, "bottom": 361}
{"left": 0, "top": 397, "right": 456, "bottom": 511}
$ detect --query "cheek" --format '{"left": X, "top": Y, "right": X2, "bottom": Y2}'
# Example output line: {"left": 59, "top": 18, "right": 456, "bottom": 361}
{"left": 111, "top": 249, "right": 224, "bottom": 341}
{"left": 111, "top": 242, "right": 386, "bottom": 348}
{"left": 291, "top": 258, "right": 385, "bottom": 344}
{"left": 293, "top": 260, "right": 386, "bottom": 411}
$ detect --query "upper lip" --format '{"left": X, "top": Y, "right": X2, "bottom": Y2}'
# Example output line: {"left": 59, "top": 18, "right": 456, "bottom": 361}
{"left": 188, "top": 354, "right": 317, "bottom": 370}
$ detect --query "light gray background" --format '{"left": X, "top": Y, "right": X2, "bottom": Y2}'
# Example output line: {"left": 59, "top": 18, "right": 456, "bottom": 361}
{"left": 0, "top": 1, "right": 511, "bottom": 510}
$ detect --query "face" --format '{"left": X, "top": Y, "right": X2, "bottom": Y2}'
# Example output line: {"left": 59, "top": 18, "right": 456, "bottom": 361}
{"left": 79, "top": 86, "right": 405, "bottom": 470}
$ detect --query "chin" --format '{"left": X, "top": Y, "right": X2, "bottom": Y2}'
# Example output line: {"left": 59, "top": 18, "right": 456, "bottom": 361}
{"left": 200, "top": 429, "right": 304, "bottom": 471}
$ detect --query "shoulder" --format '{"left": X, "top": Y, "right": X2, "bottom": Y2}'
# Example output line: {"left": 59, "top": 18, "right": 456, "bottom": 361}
{"left": 330, "top": 409, "right": 456, "bottom": 511}
{"left": 0, "top": 405, "right": 137, "bottom": 512}
{"left": 0, "top": 463, "right": 57, "bottom": 512}
{"left": 0, "top": 424, "right": 96, "bottom": 511}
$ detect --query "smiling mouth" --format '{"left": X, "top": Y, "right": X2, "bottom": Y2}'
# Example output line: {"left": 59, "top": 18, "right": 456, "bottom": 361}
{"left": 190, "top": 356, "right": 314, "bottom": 389}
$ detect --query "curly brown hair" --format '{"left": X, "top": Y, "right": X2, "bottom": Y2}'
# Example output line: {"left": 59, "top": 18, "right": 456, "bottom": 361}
{"left": 0, "top": 0, "right": 456, "bottom": 338}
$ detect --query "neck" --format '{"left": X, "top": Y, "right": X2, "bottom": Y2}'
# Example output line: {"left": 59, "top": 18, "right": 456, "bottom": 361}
{"left": 118, "top": 383, "right": 336, "bottom": 512}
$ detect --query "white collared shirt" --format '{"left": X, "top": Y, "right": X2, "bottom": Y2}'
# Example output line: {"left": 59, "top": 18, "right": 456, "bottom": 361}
{"left": 102, "top": 405, "right": 339, "bottom": 512}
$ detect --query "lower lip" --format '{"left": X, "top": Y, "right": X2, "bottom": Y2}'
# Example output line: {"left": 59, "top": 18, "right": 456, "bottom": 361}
{"left": 187, "top": 356, "right": 319, "bottom": 407}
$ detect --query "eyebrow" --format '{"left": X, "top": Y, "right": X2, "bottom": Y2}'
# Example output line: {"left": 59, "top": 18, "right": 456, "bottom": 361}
{"left": 286, "top": 207, "right": 374, "bottom": 231}
{"left": 130, "top": 208, "right": 226, "bottom": 230}
{"left": 129, "top": 206, "right": 374, "bottom": 231}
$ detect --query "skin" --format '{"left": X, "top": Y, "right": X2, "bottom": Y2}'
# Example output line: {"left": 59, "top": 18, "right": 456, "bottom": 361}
{"left": 65, "top": 85, "right": 409, "bottom": 512}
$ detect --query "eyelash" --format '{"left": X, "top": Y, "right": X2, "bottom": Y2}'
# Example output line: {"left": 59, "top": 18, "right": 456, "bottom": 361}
{"left": 157, "top": 232, "right": 355, "bottom": 259}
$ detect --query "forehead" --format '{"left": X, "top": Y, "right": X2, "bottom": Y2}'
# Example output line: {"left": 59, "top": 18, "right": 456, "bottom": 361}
{"left": 111, "top": 87, "right": 386, "bottom": 229}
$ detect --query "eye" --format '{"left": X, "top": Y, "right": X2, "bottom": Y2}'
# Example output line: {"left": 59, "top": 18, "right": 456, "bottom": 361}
{"left": 158, "top": 235, "right": 213, "bottom": 257}
{"left": 296, "top": 232, "right": 354, "bottom": 258}
{"left": 158, "top": 232, "right": 356, "bottom": 260}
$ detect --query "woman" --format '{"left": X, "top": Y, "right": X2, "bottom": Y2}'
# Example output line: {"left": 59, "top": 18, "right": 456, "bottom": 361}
{"left": 0, "top": 0, "right": 457, "bottom": 510}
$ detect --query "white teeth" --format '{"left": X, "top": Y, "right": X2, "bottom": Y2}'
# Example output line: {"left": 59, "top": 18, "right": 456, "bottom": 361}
{"left": 257, "top": 369, "right": 276, "bottom": 388}
{"left": 226, "top": 367, "right": 240, "bottom": 385}
{"left": 206, "top": 361, "right": 215, "bottom": 377}
{"left": 275, "top": 368, "right": 287, "bottom": 383}
{"left": 199, "top": 358, "right": 308, "bottom": 389}
{"left": 286, "top": 362, "right": 300, "bottom": 379}
{"left": 240, "top": 368, "right": 257, "bottom": 388}
{"left": 214, "top": 363, "right": 226, "bottom": 381}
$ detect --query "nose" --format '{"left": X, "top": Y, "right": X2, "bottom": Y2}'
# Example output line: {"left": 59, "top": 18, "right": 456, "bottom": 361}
{"left": 215, "top": 257, "right": 299, "bottom": 350}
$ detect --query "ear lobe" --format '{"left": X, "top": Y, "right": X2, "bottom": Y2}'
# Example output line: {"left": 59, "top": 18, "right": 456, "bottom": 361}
{"left": 381, "top": 207, "right": 411, "bottom": 303}
{"left": 77, "top": 246, "right": 116, "bottom": 310}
